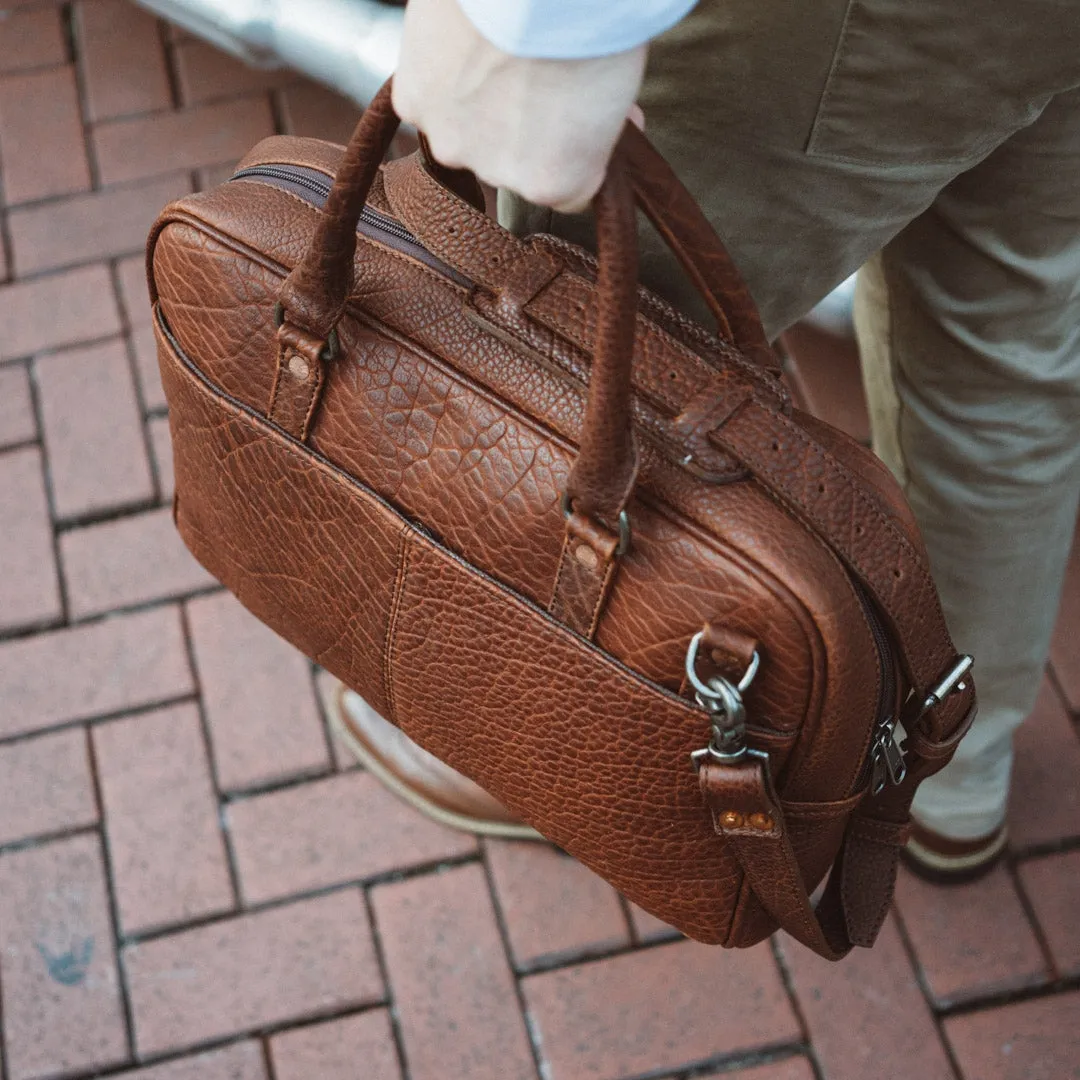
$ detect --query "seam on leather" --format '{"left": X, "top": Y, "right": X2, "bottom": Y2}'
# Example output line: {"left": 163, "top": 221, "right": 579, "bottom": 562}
{"left": 723, "top": 872, "right": 757, "bottom": 947}
{"left": 383, "top": 527, "right": 412, "bottom": 725}
{"left": 585, "top": 555, "right": 619, "bottom": 640}
{"left": 548, "top": 534, "right": 575, "bottom": 619}
{"left": 267, "top": 344, "right": 287, "bottom": 428}
{"left": 299, "top": 360, "right": 325, "bottom": 440}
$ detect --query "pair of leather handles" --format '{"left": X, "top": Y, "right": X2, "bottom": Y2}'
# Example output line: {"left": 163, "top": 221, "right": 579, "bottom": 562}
{"left": 277, "top": 79, "right": 777, "bottom": 537}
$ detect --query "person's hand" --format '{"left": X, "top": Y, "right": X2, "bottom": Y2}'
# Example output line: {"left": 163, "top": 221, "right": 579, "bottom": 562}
{"left": 392, "top": 0, "right": 646, "bottom": 213}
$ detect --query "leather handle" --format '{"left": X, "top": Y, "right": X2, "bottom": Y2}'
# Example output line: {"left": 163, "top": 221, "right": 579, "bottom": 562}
{"left": 277, "top": 78, "right": 775, "bottom": 529}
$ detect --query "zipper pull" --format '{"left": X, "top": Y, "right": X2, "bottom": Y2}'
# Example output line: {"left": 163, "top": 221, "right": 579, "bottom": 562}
{"left": 870, "top": 717, "right": 907, "bottom": 795}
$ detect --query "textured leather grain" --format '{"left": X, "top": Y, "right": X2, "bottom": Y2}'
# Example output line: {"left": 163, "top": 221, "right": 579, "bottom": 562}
{"left": 148, "top": 79, "right": 976, "bottom": 957}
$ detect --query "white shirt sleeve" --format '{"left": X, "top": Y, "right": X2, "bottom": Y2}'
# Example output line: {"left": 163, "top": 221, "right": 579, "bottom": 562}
{"left": 456, "top": 0, "right": 698, "bottom": 59}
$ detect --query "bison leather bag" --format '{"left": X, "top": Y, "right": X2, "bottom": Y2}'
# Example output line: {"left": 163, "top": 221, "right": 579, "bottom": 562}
{"left": 147, "top": 82, "right": 977, "bottom": 957}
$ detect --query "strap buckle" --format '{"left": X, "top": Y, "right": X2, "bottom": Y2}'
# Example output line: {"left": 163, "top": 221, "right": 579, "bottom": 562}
{"left": 918, "top": 655, "right": 974, "bottom": 719}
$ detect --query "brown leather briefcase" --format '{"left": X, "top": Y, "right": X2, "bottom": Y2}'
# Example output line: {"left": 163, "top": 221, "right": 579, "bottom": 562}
{"left": 147, "top": 82, "right": 976, "bottom": 957}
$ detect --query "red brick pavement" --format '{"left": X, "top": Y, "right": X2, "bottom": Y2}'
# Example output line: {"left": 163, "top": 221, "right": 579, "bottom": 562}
{"left": 0, "top": 4, "right": 1078, "bottom": 1078}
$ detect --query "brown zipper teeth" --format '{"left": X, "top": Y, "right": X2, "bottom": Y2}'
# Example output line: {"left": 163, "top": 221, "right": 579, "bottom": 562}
{"left": 230, "top": 164, "right": 471, "bottom": 286}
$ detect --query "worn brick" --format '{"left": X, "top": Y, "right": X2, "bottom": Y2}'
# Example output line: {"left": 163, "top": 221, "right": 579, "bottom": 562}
{"left": 0, "top": 446, "right": 61, "bottom": 633}
{"left": 486, "top": 839, "right": 629, "bottom": 970}
{"left": 0, "top": 727, "right": 97, "bottom": 846}
{"left": 75, "top": 0, "right": 171, "bottom": 121}
{"left": 111, "top": 1042, "right": 266, "bottom": 1080}
{"left": 0, "top": 6, "right": 65, "bottom": 74}
{"left": 228, "top": 770, "right": 474, "bottom": 905}
{"left": 270, "top": 1011, "right": 402, "bottom": 1080}
{"left": 115, "top": 255, "right": 164, "bottom": 412}
{"left": 628, "top": 901, "right": 680, "bottom": 944}
{"left": 779, "top": 916, "right": 953, "bottom": 1080}
{"left": 36, "top": 338, "right": 154, "bottom": 519}
{"left": 0, "top": 363, "right": 35, "bottom": 448}
{"left": 0, "top": 264, "right": 120, "bottom": 362}
{"left": 174, "top": 39, "right": 292, "bottom": 106}
{"left": 187, "top": 591, "right": 329, "bottom": 791}
{"left": 60, "top": 505, "right": 215, "bottom": 617}
{"left": 1019, "top": 850, "right": 1080, "bottom": 977}
{"left": 0, "top": 834, "right": 128, "bottom": 1079}
{"left": 279, "top": 81, "right": 360, "bottom": 145}
{"left": 373, "top": 864, "right": 536, "bottom": 1080}
{"left": 1009, "top": 679, "right": 1080, "bottom": 848}
{"left": 0, "top": 604, "right": 193, "bottom": 738}
{"left": 10, "top": 174, "right": 191, "bottom": 276}
{"left": 95, "top": 96, "right": 275, "bottom": 186}
{"left": 147, "top": 412, "right": 173, "bottom": 499}
{"left": 895, "top": 863, "right": 1047, "bottom": 1005}
{"left": 524, "top": 939, "right": 799, "bottom": 1080}
{"left": 126, "top": 890, "right": 383, "bottom": 1056}
{"left": 1049, "top": 522, "right": 1080, "bottom": 711}
{"left": 94, "top": 702, "right": 234, "bottom": 935}
{"left": 0, "top": 66, "right": 91, "bottom": 204}
{"left": 131, "top": 322, "right": 166, "bottom": 409}
{"left": 117, "top": 254, "right": 152, "bottom": 325}
{"left": 944, "top": 992, "right": 1080, "bottom": 1080}
{"left": 710, "top": 1059, "right": 816, "bottom": 1080}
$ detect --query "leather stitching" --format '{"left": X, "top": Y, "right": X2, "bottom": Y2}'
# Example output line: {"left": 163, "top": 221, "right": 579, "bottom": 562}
{"left": 585, "top": 554, "right": 620, "bottom": 640}
{"left": 298, "top": 358, "right": 325, "bottom": 440}
{"left": 383, "top": 525, "right": 412, "bottom": 725}
{"left": 548, "top": 533, "right": 575, "bottom": 621}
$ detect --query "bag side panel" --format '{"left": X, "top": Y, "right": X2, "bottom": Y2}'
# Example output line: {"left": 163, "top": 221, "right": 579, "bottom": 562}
{"left": 156, "top": 309, "right": 403, "bottom": 719}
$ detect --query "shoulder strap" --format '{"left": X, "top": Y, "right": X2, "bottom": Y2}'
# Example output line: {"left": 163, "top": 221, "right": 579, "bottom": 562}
{"left": 703, "top": 399, "right": 977, "bottom": 957}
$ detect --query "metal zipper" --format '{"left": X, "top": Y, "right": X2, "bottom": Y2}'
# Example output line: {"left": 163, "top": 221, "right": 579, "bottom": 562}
{"left": 229, "top": 163, "right": 469, "bottom": 284}
{"left": 854, "top": 583, "right": 906, "bottom": 793}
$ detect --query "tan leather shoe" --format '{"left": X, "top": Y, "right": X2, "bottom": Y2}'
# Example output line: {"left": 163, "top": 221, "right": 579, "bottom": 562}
{"left": 328, "top": 681, "right": 542, "bottom": 840}
{"left": 902, "top": 817, "right": 1008, "bottom": 884}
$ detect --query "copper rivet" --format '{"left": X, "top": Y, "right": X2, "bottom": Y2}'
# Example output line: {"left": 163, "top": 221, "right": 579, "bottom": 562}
{"left": 574, "top": 544, "right": 599, "bottom": 570}
{"left": 748, "top": 813, "right": 774, "bottom": 831}
{"left": 288, "top": 353, "right": 310, "bottom": 380}
{"left": 720, "top": 811, "right": 744, "bottom": 829}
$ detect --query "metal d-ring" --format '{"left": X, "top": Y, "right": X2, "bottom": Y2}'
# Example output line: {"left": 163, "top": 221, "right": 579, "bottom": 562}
{"left": 686, "top": 629, "right": 762, "bottom": 769}
{"left": 684, "top": 630, "right": 760, "bottom": 700}
{"left": 559, "top": 492, "right": 631, "bottom": 556}
{"left": 273, "top": 301, "right": 340, "bottom": 363}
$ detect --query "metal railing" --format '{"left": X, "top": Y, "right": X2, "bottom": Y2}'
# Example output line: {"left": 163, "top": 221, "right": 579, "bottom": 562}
{"left": 132, "top": 0, "right": 403, "bottom": 105}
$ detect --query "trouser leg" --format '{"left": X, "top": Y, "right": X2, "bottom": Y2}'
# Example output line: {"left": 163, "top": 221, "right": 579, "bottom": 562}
{"left": 501, "top": 0, "right": 1080, "bottom": 838}
{"left": 855, "top": 89, "right": 1080, "bottom": 836}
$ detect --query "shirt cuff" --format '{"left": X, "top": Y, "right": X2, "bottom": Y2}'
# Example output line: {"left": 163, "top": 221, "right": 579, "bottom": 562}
{"left": 456, "top": 0, "right": 698, "bottom": 59}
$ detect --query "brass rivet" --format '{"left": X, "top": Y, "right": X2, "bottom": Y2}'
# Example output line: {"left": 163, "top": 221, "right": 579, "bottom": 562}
{"left": 719, "top": 811, "right": 744, "bottom": 829}
{"left": 748, "top": 813, "right": 774, "bottom": 832}
{"left": 288, "top": 353, "right": 310, "bottom": 380}
{"left": 574, "top": 544, "right": 599, "bottom": 571}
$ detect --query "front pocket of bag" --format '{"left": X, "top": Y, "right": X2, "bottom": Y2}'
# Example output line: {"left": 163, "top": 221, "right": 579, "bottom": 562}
{"left": 385, "top": 528, "right": 800, "bottom": 944}
{"left": 806, "top": 0, "right": 1039, "bottom": 167}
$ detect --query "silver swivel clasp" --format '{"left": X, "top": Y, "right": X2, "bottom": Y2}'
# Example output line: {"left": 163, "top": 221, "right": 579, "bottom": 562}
{"left": 686, "top": 630, "right": 761, "bottom": 770}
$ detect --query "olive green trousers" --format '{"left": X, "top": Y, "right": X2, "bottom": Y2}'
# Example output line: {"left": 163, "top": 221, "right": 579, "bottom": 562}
{"left": 501, "top": 0, "right": 1080, "bottom": 838}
